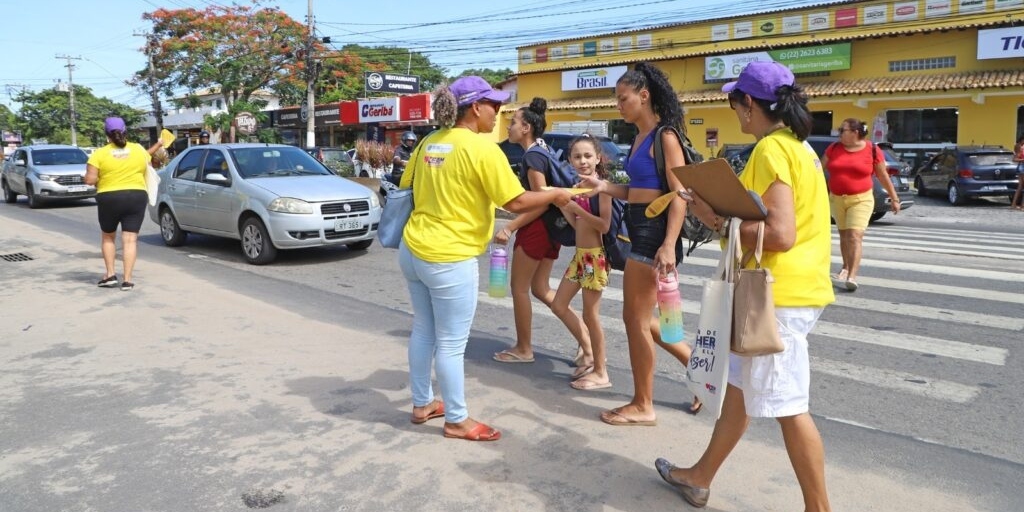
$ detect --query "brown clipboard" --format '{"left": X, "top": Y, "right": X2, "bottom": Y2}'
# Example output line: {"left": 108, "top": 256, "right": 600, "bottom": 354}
{"left": 671, "top": 158, "right": 768, "bottom": 220}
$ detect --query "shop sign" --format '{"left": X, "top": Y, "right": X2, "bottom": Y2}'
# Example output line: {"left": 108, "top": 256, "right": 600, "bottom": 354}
{"left": 704, "top": 43, "right": 851, "bottom": 80}
{"left": 864, "top": 5, "right": 888, "bottom": 24}
{"left": 276, "top": 103, "right": 341, "bottom": 129}
{"left": 561, "top": 66, "right": 627, "bottom": 91}
{"left": 925, "top": 0, "right": 952, "bottom": 18}
{"left": 807, "top": 12, "right": 830, "bottom": 31}
{"left": 364, "top": 72, "right": 420, "bottom": 94}
{"left": 893, "top": 1, "right": 920, "bottom": 21}
{"left": 959, "top": 0, "right": 985, "bottom": 13}
{"left": 835, "top": 8, "right": 858, "bottom": 28}
{"left": 782, "top": 16, "right": 803, "bottom": 34}
{"left": 2, "top": 131, "right": 22, "bottom": 143}
{"left": 977, "top": 26, "right": 1024, "bottom": 60}
{"left": 994, "top": 0, "right": 1023, "bottom": 11}
{"left": 399, "top": 94, "right": 432, "bottom": 122}
{"left": 234, "top": 112, "right": 257, "bottom": 135}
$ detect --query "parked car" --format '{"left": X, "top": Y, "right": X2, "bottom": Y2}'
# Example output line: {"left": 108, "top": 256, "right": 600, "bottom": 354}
{"left": 912, "top": 145, "right": 1019, "bottom": 205}
{"left": 303, "top": 146, "right": 356, "bottom": 177}
{"left": 716, "top": 143, "right": 751, "bottom": 161}
{"left": 805, "top": 135, "right": 914, "bottom": 222}
{"left": 499, "top": 133, "right": 627, "bottom": 171}
{"left": 147, "top": 143, "right": 382, "bottom": 265}
{"left": 1, "top": 144, "right": 95, "bottom": 208}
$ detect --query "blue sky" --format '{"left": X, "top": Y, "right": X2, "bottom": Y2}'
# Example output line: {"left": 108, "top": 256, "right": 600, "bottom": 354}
{"left": 0, "top": 0, "right": 836, "bottom": 112}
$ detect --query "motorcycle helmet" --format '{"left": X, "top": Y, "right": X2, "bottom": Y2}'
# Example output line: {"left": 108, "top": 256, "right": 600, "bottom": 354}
{"left": 401, "top": 131, "right": 416, "bottom": 143}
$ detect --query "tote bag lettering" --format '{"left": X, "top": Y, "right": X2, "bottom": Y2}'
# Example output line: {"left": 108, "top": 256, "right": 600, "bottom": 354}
{"left": 685, "top": 219, "right": 739, "bottom": 419}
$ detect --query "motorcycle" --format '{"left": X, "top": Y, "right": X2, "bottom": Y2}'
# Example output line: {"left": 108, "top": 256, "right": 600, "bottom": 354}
{"left": 379, "top": 171, "right": 401, "bottom": 204}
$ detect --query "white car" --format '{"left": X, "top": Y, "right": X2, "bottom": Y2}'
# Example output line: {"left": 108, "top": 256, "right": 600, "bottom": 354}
{"left": 148, "top": 143, "right": 382, "bottom": 264}
{"left": 1, "top": 145, "right": 95, "bottom": 208}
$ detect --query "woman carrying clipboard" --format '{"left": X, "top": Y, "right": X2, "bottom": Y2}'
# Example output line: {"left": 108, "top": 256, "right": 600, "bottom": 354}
{"left": 654, "top": 62, "right": 836, "bottom": 511}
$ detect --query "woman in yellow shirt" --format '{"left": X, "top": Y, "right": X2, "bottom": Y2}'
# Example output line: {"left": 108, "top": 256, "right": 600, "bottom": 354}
{"left": 399, "top": 77, "right": 572, "bottom": 441}
{"left": 85, "top": 117, "right": 162, "bottom": 291}
{"left": 656, "top": 62, "right": 835, "bottom": 511}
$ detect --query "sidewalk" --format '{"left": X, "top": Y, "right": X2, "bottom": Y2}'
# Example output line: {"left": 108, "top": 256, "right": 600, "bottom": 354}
{"left": 0, "top": 215, "right": 979, "bottom": 512}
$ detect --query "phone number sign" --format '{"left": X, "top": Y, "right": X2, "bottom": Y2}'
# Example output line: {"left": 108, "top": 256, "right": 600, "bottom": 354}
{"left": 705, "top": 43, "right": 851, "bottom": 80}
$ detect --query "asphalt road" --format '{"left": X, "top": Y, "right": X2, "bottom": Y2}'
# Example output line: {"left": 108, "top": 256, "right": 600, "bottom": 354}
{"left": 1, "top": 190, "right": 1022, "bottom": 511}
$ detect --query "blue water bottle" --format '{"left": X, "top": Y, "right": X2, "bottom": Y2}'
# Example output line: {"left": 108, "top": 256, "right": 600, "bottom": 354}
{"left": 488, "top": 245, "right": 509, "bottom": 298}
{"left": 657, "top": 272, "right": 685, "bottom": 343}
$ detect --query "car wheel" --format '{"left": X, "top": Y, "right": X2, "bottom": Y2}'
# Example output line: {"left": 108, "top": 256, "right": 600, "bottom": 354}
{"left": 869, "top": 212, "right": 885, "bottom": 223}
{"left": 347, "top": 240, "right": 373, "bottom": 251}
{"left": 914, "top": 176, "right": 927, "bottom": 197}
{"left": 947, "top": 182, "right": 965, "bottom": 206}
{"left": 26, "top": 184, "right": 41, "bottom": 209}
{"left": 159, "top": 207, "right": 188, "bottom": 247}
{"left": 1, "top": 179, "right": 16, "bottom": 203}
{"left": 240, "top": 217, "right": 277, "bottom": 265}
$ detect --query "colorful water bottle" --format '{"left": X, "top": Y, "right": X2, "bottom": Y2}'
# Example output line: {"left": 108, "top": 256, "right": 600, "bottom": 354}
{"left": 657, "top": 271, "right": 685, "bottom": 343}
{"left": 488, "top": 245, "right": 509, "bottom": 298}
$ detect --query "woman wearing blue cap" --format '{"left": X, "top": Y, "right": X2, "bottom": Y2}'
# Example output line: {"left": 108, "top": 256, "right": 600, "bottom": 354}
{"left": 656, "top": 61, "right": 835, "bottom": 510}
{"left": 85, "top": 117, "right": 164, "bottom": 291}
{"left": 398, "top": 77, "right": 573, "bottom": 441}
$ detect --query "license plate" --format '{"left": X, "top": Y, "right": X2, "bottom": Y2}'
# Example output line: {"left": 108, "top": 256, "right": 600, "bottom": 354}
{"left": 67, "top": 185, "right": 90, "bottom": 193}
{"left": 335, "top": 219, "right": 362, "bottom": 231}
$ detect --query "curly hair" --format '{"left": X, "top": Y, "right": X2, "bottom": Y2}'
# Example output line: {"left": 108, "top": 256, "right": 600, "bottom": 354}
{"left": 432, "top": 83, "right": 457, "bottom": 128}
{"left": 617, "top": 62, "right": 684, "bottom": 131}
{"left": 567, "top": 135, "right": 609, "bottom": 180}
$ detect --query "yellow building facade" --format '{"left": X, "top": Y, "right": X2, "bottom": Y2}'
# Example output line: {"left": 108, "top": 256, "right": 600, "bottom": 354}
{"left": 501, "top": 0, "right": 1024, "bottom": 166}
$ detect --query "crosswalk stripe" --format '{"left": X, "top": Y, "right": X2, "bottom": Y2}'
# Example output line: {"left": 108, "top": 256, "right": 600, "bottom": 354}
{"left": 858, "top": 230, "right": 1024, "bottom": 247}
{"left": 832, "top": 239, "right": 1024, "bottom": 261}
{"left": 875, "top": 225, "right": 1024, "bottom": 242}
{"left": 543, "top": 278, "right": 1007, "bottom": 365}
{"left": 809, "top": 356, "right": 979, "bottom": 404}
{"left": 685, "top": 254, "right": 1024, "bottom": 283}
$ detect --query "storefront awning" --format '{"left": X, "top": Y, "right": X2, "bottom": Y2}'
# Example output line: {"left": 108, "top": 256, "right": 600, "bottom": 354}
{"left": 504, "top": 68, "right": 1024, "bottom": 112}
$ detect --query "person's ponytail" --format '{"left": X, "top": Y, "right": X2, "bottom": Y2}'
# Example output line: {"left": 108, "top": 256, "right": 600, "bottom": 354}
{"left": 432, "top": 84, "right": 457, "bottom": 128}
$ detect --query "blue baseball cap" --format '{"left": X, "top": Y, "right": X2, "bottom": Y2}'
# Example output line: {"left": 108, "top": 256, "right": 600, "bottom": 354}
{"left": 722, "top": 61, "right": 795, "bottom": 102}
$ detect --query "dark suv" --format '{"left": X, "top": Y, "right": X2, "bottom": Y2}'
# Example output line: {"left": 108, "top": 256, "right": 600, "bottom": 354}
{"left": 912, "top": 146, "right": 1018, "bottom": 205}
{"left": 805, "top": 135, "right": 914, "bottom": 222}
{"left": 499, "top": 133, "right": 627, "bottom": 172}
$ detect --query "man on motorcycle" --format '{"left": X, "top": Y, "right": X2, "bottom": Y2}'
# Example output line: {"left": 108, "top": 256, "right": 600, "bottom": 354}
{"left": 390, "top": 131, "right": 417, "bottom": 186}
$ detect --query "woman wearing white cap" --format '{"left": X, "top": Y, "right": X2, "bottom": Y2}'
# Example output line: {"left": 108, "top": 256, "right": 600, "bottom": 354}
{"left": 398, "top": 77, "right": 572, "bottom": 441}
{"left": 85, "top": 117, "right": 163, "bottom": 291}
{"left": 655, "top": 61, "right": 835, "bottom": 510}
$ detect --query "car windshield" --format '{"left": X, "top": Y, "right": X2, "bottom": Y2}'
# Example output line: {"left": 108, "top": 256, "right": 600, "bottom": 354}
{"left": 230, "top": 147, "right": 333, "bottom": 178}
{"left": 968, "top": 153, "right": 1014, "bottom": 166}
{"left": 32, "top": 149, "right": 87, "bottom": 165}
{"left": 317, "top": 149, "right": 355, "bottom": 176}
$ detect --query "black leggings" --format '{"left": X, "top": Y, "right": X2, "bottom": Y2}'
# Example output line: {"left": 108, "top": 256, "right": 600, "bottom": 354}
{"left": 96, "top": 190, "right": 148, "bottom": 233}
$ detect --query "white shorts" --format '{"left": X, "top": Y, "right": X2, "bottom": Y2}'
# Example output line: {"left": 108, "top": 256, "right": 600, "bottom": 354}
{"left": 727, "top": 307, "right": 823, "bottom": 418}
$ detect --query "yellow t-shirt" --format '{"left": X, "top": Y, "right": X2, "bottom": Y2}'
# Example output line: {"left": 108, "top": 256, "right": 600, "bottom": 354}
{"left": 87, "top": 142, "right": 150, "bottom": 193}
{"left": 399, "top": 128, "right": 525, "bottom": 262}
{"left": 738, "top": 129, "right": 834, "bottom": 307}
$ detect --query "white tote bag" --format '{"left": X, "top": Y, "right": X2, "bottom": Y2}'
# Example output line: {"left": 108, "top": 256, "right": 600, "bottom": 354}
{"left": 145, "top": 164, "right": 160, "bottom": 207}
{"left": 685, "top": 219, "right": 739, "bottom": 419}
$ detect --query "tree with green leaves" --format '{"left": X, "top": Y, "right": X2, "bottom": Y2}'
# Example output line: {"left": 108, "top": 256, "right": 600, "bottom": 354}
{"left": 452, "top": 68, "right": 515, "bottom": 86}
{"left": 14, "top": 86, "right": 143, "bottom": 146}
{"left": 138, "top": 0, "right": 312, "bottom": 115}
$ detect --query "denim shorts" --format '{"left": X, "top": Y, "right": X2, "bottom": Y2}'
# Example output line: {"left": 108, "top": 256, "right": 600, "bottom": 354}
{"left": 624, "top": 203, "right": 683, "bottom": 266}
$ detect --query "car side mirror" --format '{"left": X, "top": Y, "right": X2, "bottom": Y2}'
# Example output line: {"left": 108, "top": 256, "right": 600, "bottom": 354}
{"left": 205, "top": 172, "right": 229, "bottom": 184}
{"left": 15, "top": 158, "right": 26, "bottom": 166}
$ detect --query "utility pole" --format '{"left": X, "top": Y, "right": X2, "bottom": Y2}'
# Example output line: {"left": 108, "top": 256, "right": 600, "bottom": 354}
{"left": 55, "top": 54, "right": 82, "bottom": 146}
{"left": 305, "top": 0, "right": 316, "bottom": 149}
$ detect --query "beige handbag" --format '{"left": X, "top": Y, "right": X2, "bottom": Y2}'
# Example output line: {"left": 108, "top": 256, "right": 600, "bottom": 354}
{"left": 731, "top": 221, "right": 784, "bottom": 356}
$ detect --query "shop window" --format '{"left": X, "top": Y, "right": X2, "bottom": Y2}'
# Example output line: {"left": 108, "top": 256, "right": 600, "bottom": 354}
{"left": 810, "top": 111, "right": 834, "bottom": 136}
{"left": 888, "top": 57, "right": 955, "bottom": 73}
{"left": 885, "top": 108, "right": 958, "bottom": 144}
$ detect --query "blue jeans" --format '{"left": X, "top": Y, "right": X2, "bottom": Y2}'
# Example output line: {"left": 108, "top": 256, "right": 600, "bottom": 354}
{"left": 398, "top": 240, "right": 479, "bottom": 423}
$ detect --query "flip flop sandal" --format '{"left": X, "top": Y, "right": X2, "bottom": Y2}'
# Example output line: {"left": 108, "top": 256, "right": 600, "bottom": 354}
{"left": 571, "top": 364, "right": 594, "bottom": 379}
{"left": 410, "top": 401, "right": 445, "bottom": 424}
{"left": 493, "top": 350, "right": 534, "bottom": 363}
{"left": 600, "top": 408, "right": 657, "bottom": 427}
{"left": 570, "top": 377, "right": 612, "bottom": 391}
{"left": 444, "top": 422, "right": 501, "bottom": 441}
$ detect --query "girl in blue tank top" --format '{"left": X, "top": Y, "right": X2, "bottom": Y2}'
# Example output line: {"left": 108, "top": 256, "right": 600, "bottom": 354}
{"left": 577, "top": 63, "right": 703, "bottom": 426}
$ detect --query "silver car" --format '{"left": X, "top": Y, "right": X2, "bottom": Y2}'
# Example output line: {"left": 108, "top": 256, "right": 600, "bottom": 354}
{"left": 2, "top": 145, "right": 95, "bottom": 208}
{"left": 147, "top": 143, "right": 382, "bottom": 264}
